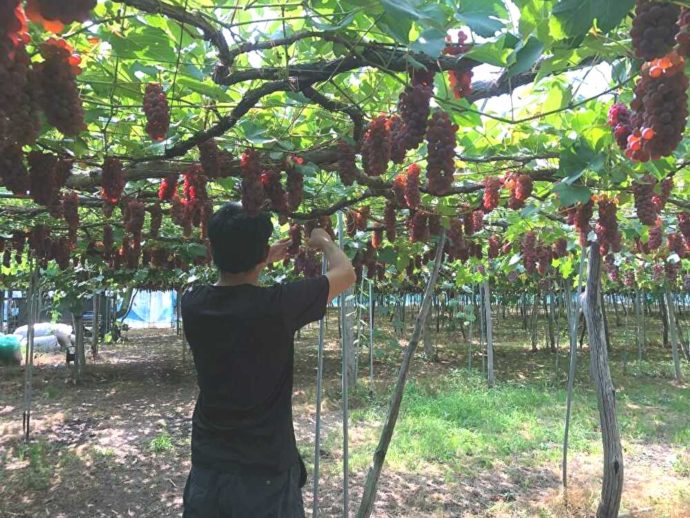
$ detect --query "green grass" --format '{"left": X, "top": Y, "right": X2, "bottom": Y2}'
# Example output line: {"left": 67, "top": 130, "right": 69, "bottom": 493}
{"left": 16, "top": 441, "right": 52, "bottom": 490}
{"left": 149, "top": 432, "right": 173, "bottom": 453}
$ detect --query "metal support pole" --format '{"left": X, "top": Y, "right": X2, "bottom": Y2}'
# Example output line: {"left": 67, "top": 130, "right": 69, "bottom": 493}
{"left": 337, "top": 211, "right": 349, "bottom": 517}
{"left": 312, "top": 257, "right": 327, "bottom": 518}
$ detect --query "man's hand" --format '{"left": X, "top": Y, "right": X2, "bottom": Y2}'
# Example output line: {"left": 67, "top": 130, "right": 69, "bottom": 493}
{"left": 266, "top": 238, "right": 291, "bottom": 263}
{"left": 307, "top": 228, "right": 333, "bottom": 250}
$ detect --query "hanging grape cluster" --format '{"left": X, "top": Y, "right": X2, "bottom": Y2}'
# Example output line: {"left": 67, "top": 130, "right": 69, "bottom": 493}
{"left": 240, "top": 149, "right": 266, "bottom": 216}
{"left": 652, "top": 176, "right": 673, "bottom": 211}
{"left": 443, "top": 31, "right": 473, "bottom": 100}
{"left": 361, "top": 115, "right": 391, "bottom": 176}
{"left": 409, "top": 212, "right": 428, "bottom": 243}
{"left": 148, "top": 203, "right": 162, "bottom": 239}
{"left": 504, "top": 172, "right": 533, "bottom": 210}
{"left": 384, "top": 202, "right": 396, "bottom": 242}
{"left": 647, "top": 223, "right": 663, "bottom": 250}
{"left": 29, "top": 0, "right": 96, "bottom": 25}
{"left": 567, "top": 200, "right": 594, "bottom": 246}
{"left": 35, "top": 39, "right": 85, "bottom": 136}
{"left": 285, "top": 155, "right": 304, "bottom": 212}
{"left": 337, "top": 140, "right": 358, "bottom": 186}
{"left": 158, "top": 173, "right": 178, "bottom": 202}
{"left": 182, "top": 166, "right": 209, "bottom": 228}
{"left": 404, "top": 164, "right": 421, "bottom": 209}
{"left": 27, "top": 151, "right": 60, "bottom": 206}
{"left": 62, "top": 191, "right": 79, "bottom": 243}
{"left": 594, "top": 196, "right": 622, "bottom": 255}
{"left": 677, "top": 8, "right": 690, "bottom": 57}
{"left": 294, "top": 248, "right": 320, "bottom": 277}
{"left": 143, "top": 83, "right": 170, "bottom": 142}
{"left": 426, "top": 111, "right": 457, "bottom": 195}
{"left": 397, "top": 82, "right": 433, "bottom": 153}
{"left": 552, "top": 238, "right": 568, "bottom": 259}
{"left": 631, "top": 1, "right": 680, "bottom": 60}
{"left": 632, "top": 174, "right": 659, "bottom": 225}
{"left": 101, "top": 157, "right": 125, "bottom": 207}
{"left": 389, "top": 115, "right": 407, "bottom": 164}
{"left": 678, "top": 212, "right": 690, "bottom": 241}
{"left": 0, "top": 145, "right": 28, "bottom": 194}
{"left": 260, "top": 169, "right": 288, "bottom": 214}
{"left": 482, "top": 176, "right": 501, "bottom": 212}
{"left": 522, "top": 231, "right": 537, "bottom": 274}
{"left": 667, "top": 232, "right": 686, "bottom": 256}
{"left": 607, "top": 103, "right": 633, "bottom": 150}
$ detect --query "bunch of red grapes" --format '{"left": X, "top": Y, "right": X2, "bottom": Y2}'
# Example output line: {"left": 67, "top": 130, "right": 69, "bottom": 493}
{"left": 652, "top": 176, "right": 673, "bottom": 211}
{"left": 389, "top": 115, "right": 407, "bottom": 164}
{"left": 443, "top": 31, "right": 473, "bottom": 100}
{"left": 567, "top": 200, "right": 594, "bottom": 246}
{"left": 148, "top": 203, "right": 162, "bottom": 238}
{"left": 631, "top": 0, "right": 680, "bottom": 60}
{"left": 240, "top": 149, "right": 266, "bottom": 216}
{"left": 27, "top": 151, "right": 58, "bottom": 206}
{"left": 426, "top": 111, "right": 457, "bottom": 195}
{"left": 409, "top": 212, "right": 428, "bottom": 243}
{"left": 361, "top": 115, "right": 391, "bottom": 176}
{"left": 183, "top": 166, "right": 208, "bottom": 226}
{"left": 594, "top": 196, "right": 622, "bottom": 255}
{"left": 143, "top": 83, "right": 170, "bottom": 142}
{"left": 608, "top": 103, "right": 633, "bottom": 150}
{"left": 647, "top": 223, "right": 663, "bottom": 250}
{"left": 392, "top": 173, "right": 407, "bottom": 207}
{"left": 35, "top": 39, "right": 85, "bottom": 136}
{"left": 123, "top": 199, "right": 146, "bottom": 243}
{"left": 428, "top": 214, "right": 441, "bottom": 236}
{"left": 536, "top": 246, "right": 552, "bottom": 275}
{"left": 384, "top": 202, "right": 396, "bottom": 242}
{"left": 522, "top": 231, "right": 537, "bottom": 274}
{"left": 632, "top": 175, "right": 659, "bottom": 225}
{"left": 260, "top": 170, "right": 288, "bottom": 214}
{"left": 337, "top": 140, "right": 358, "bottom": 186}
{"left": 158, "top": 173, "right": 178, "bottom": 202}
{"left": 62, "top": 191, "right": 79, "bottom": 242}
{"left": 552, "top": 237, "right": 568, "bottom": 259}
{"left": 101, "top": 157, "right": 126, "bottom": 206}
{"left": 286, "top": 224, "right": 302, "bottom": 256}
{"left": 354, "top": 206, "right": 370, "bottom": 231}
{"left": 371, "top": 227, "right": 383, "bottom": 249}
{"left": 504, "top": 172, "right": 533, "bottom": 209}
{"left": 404, "top": 164, "right": 421, "bottom": 209}
{"left": 397, "top": 83, "right": 432, "bottom": 152}
{"left": 604, "top": 254, "right": 620, "bottom": 283}
{"left": 294, "top": 248, "right": 320, "bottom": 278}
{"left": 667, "top": 232, "right": 686, "bottom": 256}
{"left": 285, "top": 155, "right": 304, "bottom": 212}
{"left": 51, "top": 237, "right": 71, "bottom": 270}
{"left": 28, "top": 0, "right": 96, "bottom": 25}
{"left": 677, "top": 8, "right": 690, "bottom": 57}
{"left": 197, "top": 138, "right": 221, "bottom": 178}
{"left": 171, "top": 195, "right": 192, "bottom": 237}
{"left": 482, "top": 176, "right": 501, "bottom": 212}
{"left": 0, "top": 146, "right": 28, "bottom": 194}
{"left": 679, "top": 212, "right": 690, "bottom": 241}
{"left": 488, "top": 235, "right": 501, "bottom": 259}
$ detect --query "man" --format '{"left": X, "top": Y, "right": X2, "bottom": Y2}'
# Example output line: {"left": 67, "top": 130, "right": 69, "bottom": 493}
{"left": 181, "top": 202, "right": 356, "bottom": 517}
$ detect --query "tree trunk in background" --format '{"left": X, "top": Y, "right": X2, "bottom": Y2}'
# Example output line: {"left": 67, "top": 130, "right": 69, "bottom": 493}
{"left": 74, "top": 315, "right": 86, "bottom": 382}
{"left": 91, "top": 293, "right": 100, "bottom": 359}
{"left": 357, "top": 232, "right": 446, "bottom": 518}
{"left": 664, "top": 290, "right": 683, "bottom": 382}
{"left": 581, "top": 244, "right": 624, "bottom": 518}
{"left": 600, "top": 291, "right": 611, "bottom": 351}
{"left": 483, "top": 280, "right": 495, "bottom": 387}
{"left": 422, "top": 315, "right": 437, "bottom": 361}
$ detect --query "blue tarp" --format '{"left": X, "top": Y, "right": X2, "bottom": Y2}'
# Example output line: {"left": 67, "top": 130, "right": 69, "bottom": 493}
{"left": 123, "top": 290, "right": 177, "bottom": 328}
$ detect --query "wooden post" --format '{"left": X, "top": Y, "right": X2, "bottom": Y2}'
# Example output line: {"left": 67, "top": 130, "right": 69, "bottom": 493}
{"left": 581, "top": 244, "right": 624, "bottom": 518}
{"left": 356, "top": 231, "right": 446, "bottom": 518}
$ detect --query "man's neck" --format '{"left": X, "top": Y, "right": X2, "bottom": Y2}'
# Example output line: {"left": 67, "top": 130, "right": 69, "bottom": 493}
{"left": 216, "top": 270, "right": 261, "bottom": 287}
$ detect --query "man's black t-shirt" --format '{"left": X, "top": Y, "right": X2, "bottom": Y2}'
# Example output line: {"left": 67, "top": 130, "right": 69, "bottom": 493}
{"left": 182, "top": 276, "right": 329, "bottom": 475}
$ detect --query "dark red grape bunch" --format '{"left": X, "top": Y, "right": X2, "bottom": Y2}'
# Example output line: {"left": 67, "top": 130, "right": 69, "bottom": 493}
{"left": 392, "top": 173, "right": 407, "bottom": 207}
{"left": 404, "top": 164, "right": 421, "bottom": 209}
{"left": 30, "top": 0, "right": 97, "bottom": 24}
{"left": 488, "top": 235, "right": 501, "bottom": 259}
{"left": 170, "top": 195, "right": 192, "bottom": 237}
{"left": 428, "top": 214, "right": 441, "bottom": 236}
{"left": 409, "top": 212, "right": 428, "bottom": 243}
{"left": 371, "top": 227, "right": 383, "bottom": 249}
{"left": 337, "top": 140, "right": 358, "bottom": 186}
{"left": 652, "top": 176, "right": 673, "bottom": 211}
{"left": 397, "top": 83, "right": 433, "bottom": 152}
{"left": 536, "top": 246, "right": 552, "bottom": 276}
{"left": 354, "top": 206, "right": 370, "bottom": 232}
{"left": 240, "top": 148, "right": 266, "bottom": 216}
{"left": 631, "top": 0, "right": 680, "bottom": 61}
{"left": 632, "top": 174, "right": 658, "bottom": 225}
{"left": 384, "top": 202, "right": 397, "bottom": 242}
{"left": 27, "top": 151, "right": 58, "bottom": 206}
{"left": 51, "top": 237, "right": 71, "bottom": 270}
{"left": 294, "top": 247, "right": 321, "bottom": 278}
{"left": 197, "top": 138, "right": 220, "bottom": 178}
{"left": 569, "top": 200, "right": 594, "bottom": 246}
{"left": 102, "top": 224, "right": 114, "bottom": 259}
{"left": 143, "top": 83, "right": 170, "bottom": 142}
{"left": 676, "top": 8, "right": 690, "bottom": 57}
{"left": 62, "top": 191, "right": 79, "bottom": 243}
{"left": 608, "top": 103, "right": 633, "bottom": 150}
{"left": 260, "top": 170, "right": 288, "bottom": 214}
{"left": 287, "top": 224, "right": 302, "bottom": 256}
{"left": 505, "top": 172, "right": 533, "bottom": 209}
{"left": 389, "top": 115, "right": 407, "bottom": 164}
{"left": 471, "top": 210, "right": 484, "bottom": 234}
{"left": 594, "top": 196, "right": 622, "bottom": 255}
{"left": 667, "top": 232, "right": 686, "bottom": 256}
{"left": 158, "top": 173, "right": 178, "bottom": 202}
{"left": 0, "top": 145, "right": 28, "bottom": 194}
{"left": 443, "top": 31, "right": 473, "bottom": 100}
{"left": 35, "top": 39, "right": 86, "bottom": 136}
{"left": 361, "top": 115, "right": 392, "bottom": 176}
{"left": 182, "top": 166, "right": 208, "bottom": 226}
{"left": 101, "top": 157, "right": 126, "bottom": 206}
{"left": 426, "top": 110, "right": 457, "bottom": 195}
{"left": 647, "top": 223, "right": 663, "bottom": 250}
{"left": 678, "top": 212, "right": 690, "bottom": 241}
{"left": 285, "top": 155, "right": 304, "bottom": 212}
{"left": 124, "top": 199, "right": 146, "bottom": 242}
{"left": 482, "top": 176, "right": 501, "bottom": 212}
{"left": 148, "top": 203, "right": 163, "bottom": 238}
{"left": 522, "top": 231, "right": 537, "bottom": 274}
{"left": 552, "top": 238, "right": 568, "bottom": 259}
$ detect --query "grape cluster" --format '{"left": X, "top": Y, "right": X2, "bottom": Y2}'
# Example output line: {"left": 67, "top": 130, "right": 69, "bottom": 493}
{"left": 143, "top": 83, "right": 170, "bottom": 142}
{"left": 30, "top": 0, "right": 96, "bottom": 25}
{"left": 505, "top": 173, "right": 533, "bottom": 209}
{"left": 51, "top": 237, "right": 70, "bottom": 270}
{"left": 260, "top": 170, "right": 288, "bottom": 214}
{"left": 287, "top": 224, "right": 302, "bottom": 256}
{"left": 404, "top": 164, "right": 421, "bottom": 209}
{"left": 568, "top": 200, "right": 594, "bottom": 246}
{"left": 28, "top": 151, "right": 62, "bottom": 206}
{"left": 0, "top": 145, "right": 28, "bottom": 194}
{"left": 361, "top": 115, "right": 391, "bottom": 176}
{"left": 294, "top": 248, "right": 320, "bottom": 278}
{"left": 389, "top": 115, "right": 407, "bottom": 164}
{"left": 608, "top": 103, "right": 633, "bottom": 150}
{"left": 678, "top": 212, "right": 690, "bottom": 241}
{"left": 217, "top": 150, "right": 235, "bottom": 179}
{"left": 121, "top": 235, "right": 141, "bottom": 270}
{"left": 632, "top": 175, "right": 658, "bottom": 225}
{"left": 29, "top": 224, "right": 50, "bottom": 265}
{"left": 604, "top": 254, "right": 620, "bottom": 283}
{"left": 35, "top": 39, "right": 85, "bottom": 136}
{"left": 198, "top": 138, "right": 221, "bottom": 178}
{"left": 428, "top": 214, "right": 441, "bottom": 236}
{"left": 631, "top": 1, "right": 680, "bottom": 61}
{"left": 183, "top": 166, "right": 208, "bottom": 226}
{"left": 552, "top": 238, "right": 568, "bottom": 259}
{"left": 371, "top": 227, "right": 383, "bottom": 249}
{"left": 355, "top": 206, "right": 370, "bottom": 231}
{"left": 240, "top": 149, "right": 266, "bottom": 216}
{"left": 171, "top": 195, "right": 192, "bottom": 237}
{"left": 677, "top": 8, "right": 690, "bottom": 57}
{"left": 482, "top": 176, "right": 501, "bottom": 212}
{"left": 346, "top": 211, "right": 357, "bottom": 237}
{"left": 623, "top": 270, "right": 636, "bottom": 288}
{"left": 392, "top": 173, "right": 407, "bottom": 207}
{"left": 522, "top": 231, "right": 537, "bottom": 274}
{"left": 647, "top": 223, "right": 663, "bottom": 250}
{"left": 124, "top": 199, "right": 146, "bottom": 242}
{"left": 652, "top": 262, "right": 665, "bottom": 282}
{"left": 471, "top": 210, "right": 484, "bottom": 234}
{"left": 62, "top": 191, "right": 79, "bottom": 243}
{"left": 158, "top": 173, "right": 178, "bottom": 202}
{"left": 101, "top": 157, "right": 125, "bottom": 206}
{"left": 626, "top": 53, "right": 688, "bottom": 161}
{"left": 665, "top": 261, "right": 680, "bottom": 282}
{"left": 384, "top": 202, "right": 396, "bottom": 242}
{"left": 667, "top": 232, "right": 686, "bottom": 256}
{"left": 488, "top": 235, "right": 501, "bottom": 259}
{"left": 337, "top": 140, "right": 358, "bottom": 186}
{"left": 426, "top": 111, "right": 457, "bottom": 195}
{"left": 444, "top": 31, "right": 473, "bottom": 100}
{"left": 594, "top": 196, "right": 622, "bottom": 255}
{"left": 397, "top": 83, "right": 432, "bottom": 152}
{"left": 446, "top": 218, "right": 466, "bottom": 260}
{"left": 285, "top": 156, "right": 304, "bottom": 212}
{"left": 652, "top": 176, "right": 673, "bottom": 211}
{"left": 537, "top": 246, "right": 552, "bottom": 276}
{"left": 0, "top": 38, "right": 40, "bottom": 151}
{"left": 409, "top": 212, "right": 428, "bottom": 243}
{"left": 102, "top": 224, "right": 113, "bottom": 259}
{"left": 148, "top": 203, "right": 162, "bottom": 238}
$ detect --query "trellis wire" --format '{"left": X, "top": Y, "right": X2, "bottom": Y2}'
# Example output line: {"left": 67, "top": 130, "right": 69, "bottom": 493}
{"left": 312, "top": 256, "right": 327, "bottom": 518}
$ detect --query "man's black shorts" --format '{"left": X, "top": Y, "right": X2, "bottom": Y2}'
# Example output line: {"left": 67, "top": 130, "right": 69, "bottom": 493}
{"left": 182, "top": 459, "right": 306, "bottom": 518}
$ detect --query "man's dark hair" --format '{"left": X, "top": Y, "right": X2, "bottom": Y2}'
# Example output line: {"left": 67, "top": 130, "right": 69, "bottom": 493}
{"left": 208, "top": 202, "right": 273, "bottom": 273}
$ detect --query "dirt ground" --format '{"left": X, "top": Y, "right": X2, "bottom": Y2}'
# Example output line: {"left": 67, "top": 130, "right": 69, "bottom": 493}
{"left": 0, "top": 325, "right": 688, "bottom": 517}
